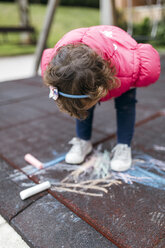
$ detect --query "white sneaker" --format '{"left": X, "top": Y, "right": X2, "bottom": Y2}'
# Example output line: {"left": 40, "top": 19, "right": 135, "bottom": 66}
{"left": 110, "top": 144, "right": 132, "bottom": 172}
{"left": 65, "top": 137, "right": 93, "bottom": 164}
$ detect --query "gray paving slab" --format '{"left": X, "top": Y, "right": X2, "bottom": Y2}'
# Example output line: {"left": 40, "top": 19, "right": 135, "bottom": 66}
{"left": 11, "top": 194, "right": 117, "bottom": 248}
{"left": 0, "top": 158, "right": 47, "bottom": 222}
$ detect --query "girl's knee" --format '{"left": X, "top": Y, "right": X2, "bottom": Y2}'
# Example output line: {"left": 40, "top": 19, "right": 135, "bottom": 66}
{"left": 114, "top": 89, "right": 137, "bottom": 110}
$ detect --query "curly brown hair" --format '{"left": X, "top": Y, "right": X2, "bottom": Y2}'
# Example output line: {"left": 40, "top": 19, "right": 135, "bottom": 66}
{"left": 43, "top": 43, "right": 119, "bottom": 119}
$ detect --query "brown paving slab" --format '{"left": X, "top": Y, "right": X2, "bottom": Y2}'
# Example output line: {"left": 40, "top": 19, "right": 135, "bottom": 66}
{"left": 0, "top": 77, "right": 44, "bottom": 105}
{"left": 0, "top": 57, "right": 164, "bottom": 143}
{"left": 21, "top": 94, "right": 60, "bottom": 114}
{"left": 0, "top": 157, "right": 117, "bottom": 248}
{"left": 0, "top": 99, "right": 106, "bottom": 170}
{"left": 0, "top": 55, "right": 164, "bottom": 247}
{"left": 0, "top": 75, "right": 108, "bottom": 167}
{"left": 31, "top": 155, "right": 165, "bottom": 248}
{"left": 0, "top": 114, "right": 75, "bottom": 168}
{"left": 93, "top": 101, "right": 116, "bottom": 135}
{"left": 26, "top": 115, "right": 165, "bottom": 248}
{"left": 0, "top": 75, "right": 164, "bottom": 167}
{"left": 132, "top": 115, "right": 165, "bottom": 161}
{"left": 11, "top": 194, "right": 117, "bottom": 248}
{"left": 1, "top": 69, "right": 164, "bottom": 138}
{"left": 0, "top": 101, "right": 47, "bottom": 129}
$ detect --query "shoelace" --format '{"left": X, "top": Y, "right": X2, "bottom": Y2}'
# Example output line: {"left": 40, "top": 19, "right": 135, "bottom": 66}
{"left": 111, "top": 145, "right": 130, "bottom": 159}
{"left": 68, "top": 137, "right": 80, "bottom": 145}
{"left": 68, "top": 137, "right": 84, "bottom": 153}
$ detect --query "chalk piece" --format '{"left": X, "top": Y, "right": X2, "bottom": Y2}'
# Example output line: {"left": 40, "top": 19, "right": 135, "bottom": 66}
{"left": 20, "top": 181, "right": 51, "bottom": 200}
{"left": 24, "top": 153, "right": 44, "bottom": 169}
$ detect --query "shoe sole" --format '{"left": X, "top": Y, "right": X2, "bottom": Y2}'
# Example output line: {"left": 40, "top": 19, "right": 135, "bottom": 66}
{"left": 111, "top": 162, "right": 132, "bottom": 172}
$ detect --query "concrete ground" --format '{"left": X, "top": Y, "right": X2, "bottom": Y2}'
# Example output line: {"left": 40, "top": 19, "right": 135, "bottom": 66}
{"left": 0, "top": 216, "right": 29, "bottom": 248}
{"left": 0, "top": 54, "right": 165, "bottom": 248}
{"left": 0, "top": 55, "right": 36, "bottom": 83}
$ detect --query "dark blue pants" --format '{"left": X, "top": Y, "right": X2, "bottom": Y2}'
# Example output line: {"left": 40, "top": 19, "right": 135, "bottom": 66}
{"left": 76, "top": 88, "right": 137, "bottom": 146}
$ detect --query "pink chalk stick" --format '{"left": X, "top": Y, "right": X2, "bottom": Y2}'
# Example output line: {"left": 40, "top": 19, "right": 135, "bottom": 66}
{"left": 24, "top": 154, "right": 44, "bottom": 169}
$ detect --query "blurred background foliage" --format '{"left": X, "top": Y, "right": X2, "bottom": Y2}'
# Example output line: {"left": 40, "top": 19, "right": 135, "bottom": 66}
{"left": 0, "top": 0, "right": 100, "bottom": 7}
{"left": 117, "top": 9, "right": 165, "bottom": 46}
{"left": 0, "top": 0, "right": 164, "bottom": 56}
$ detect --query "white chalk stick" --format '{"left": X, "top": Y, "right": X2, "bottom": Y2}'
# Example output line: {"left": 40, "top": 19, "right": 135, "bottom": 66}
{"left": 20, "top": 181, "right": 51, "bottom": 200}
{"left": 24, "top": 153, "right": 44, "bottom": 169}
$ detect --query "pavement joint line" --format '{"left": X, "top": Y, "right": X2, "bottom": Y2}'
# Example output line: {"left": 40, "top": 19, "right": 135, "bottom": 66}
{"left": 0, "top": 109, "right": 164, "bottom": 248}
{"left": 1, "top": 151, "right": 117, "bottom": 248}
{"left": 0, "top": 102, "right": 77, "bottom": 132}
{"left": 1, "top": 77, "right": 42, "bottom": 86}
{"left": 94, "top": 110, "right": 164, "bottom": 147}
{"left": 0, "top": 57, "right": 164, "bottom": 248}
{"left": 0, "top": 110, "right": 163, "bottom": 171}
{"left": 9, "top": 221, "right": 33, "bottom": 248}
{"left": 9, "top": 194, "right": 46, "bottom": 223}
{"left": 0, "top": 110, "right": 68, "bottom": 131}
{"left": 48, "top": 189, "right": 121, "bottom": 248}
{"left": 0, "top": 216, "right": 31, "bottom": 248}
{"left": 0, "top": 151, "right": 116, "bottom": 247}
{"left": 6, "top": 167, "right": 112, "bottom": 244}
{"left": 0, "top": 154, "right": 50, "bottom": 223}
{"left": 93, "top": 125, "right": 111, "bottom": 136}
{"left": 0, "top": 109, "right": 164, "bottom": 247}
{"left": 134, "top": 110, "right": 164, "bottom": 127}
{"left": 134, "top": 145, "right": 165, "bottom": 160}
{"left": 0, "top": 92, "right": 46, "bottom": 107}
{"left": 152, "top": 237, "right": 165, "bottom": 248}
{"left": 0, "top": 153, "right": 39, "bottom": 185}
{"left": 0, "top": 115, "right": 51, "bottom": 131}
{"left": 159, "top": 109, "right": 165, "bottom": 116}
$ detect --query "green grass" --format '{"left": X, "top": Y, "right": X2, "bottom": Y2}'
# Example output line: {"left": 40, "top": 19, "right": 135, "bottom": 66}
{"left": 0, "top": 3, "right": 99, "bottom": 56}
{"left": 0, "top": 3, "right": 164, "bottom": 56}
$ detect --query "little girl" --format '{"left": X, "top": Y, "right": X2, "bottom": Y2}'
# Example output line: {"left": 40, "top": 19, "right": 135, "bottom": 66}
{"left": 41, "top": 25, "right": 160, "bottom": 172}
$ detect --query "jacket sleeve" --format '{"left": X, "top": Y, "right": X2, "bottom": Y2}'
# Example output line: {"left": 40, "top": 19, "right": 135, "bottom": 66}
{"left": 135, "top": 44, "right": 161, "bottom": 87}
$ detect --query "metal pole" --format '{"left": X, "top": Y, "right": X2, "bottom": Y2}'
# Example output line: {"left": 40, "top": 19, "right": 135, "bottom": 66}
{"left": 100, "top": 0, "right": 116, "bottom": 25}
{"left": 16, "top": 0, "right": 31, "bottom": 43}
{"left": 33, "top": 0, "right": 60, "bottom": 75}
{"left": 127, "top": 0, "right": 133, "bottom": 36}
{"left": 151, "top": 0, "right": 162, "bottom": 38}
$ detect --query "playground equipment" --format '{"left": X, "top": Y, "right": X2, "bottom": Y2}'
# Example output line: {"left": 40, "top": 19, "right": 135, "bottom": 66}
{"left": 126, "top": 0, "right": 164, "bottom": 40}
{"left": 0, "top": 0, "right": 36, "bottom": 44}
{"left": 17, "top": 0, "right": 163, "bottom": 74}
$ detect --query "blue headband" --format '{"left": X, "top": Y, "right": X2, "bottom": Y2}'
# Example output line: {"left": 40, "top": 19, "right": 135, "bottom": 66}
{"left": 49, "top": 86, "right": 90, "bottom": 100}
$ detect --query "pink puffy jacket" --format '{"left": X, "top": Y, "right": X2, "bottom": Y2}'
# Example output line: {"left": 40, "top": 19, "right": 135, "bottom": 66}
{"left": 41, "top": 25, "right": 161, "bottom": 101}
